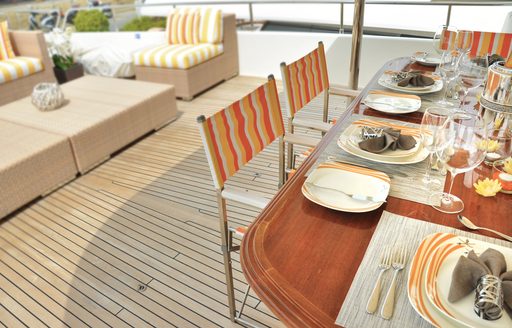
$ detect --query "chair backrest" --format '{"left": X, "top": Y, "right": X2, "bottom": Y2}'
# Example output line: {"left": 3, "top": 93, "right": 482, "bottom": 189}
{"left": 165, "top": 7, "right": 223, "bottom": 45}
{"left": 280, "top": 42, "right": 329, "bottom": 119}
{"left": 0, "top": 21, "right": 15, "bottom": 60}
{"left": 197, "top": 76, "right": 285, "bottom": 190}
{"left": 439, "top": 29, "right": 512, "bottom": 58}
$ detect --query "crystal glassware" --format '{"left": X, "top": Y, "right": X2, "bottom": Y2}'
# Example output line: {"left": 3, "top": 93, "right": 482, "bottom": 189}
{"left": 429, "top": 112, "right": 488, "bottom": 214}
{"left": 419, "top": 107, "right": 452, "bottom": 189}
{"left": 455, "top": 30, "right": 473, "bottom": 54}
{"left": 433, "top": 25, "right": 457, "bottom": 55}
{"left": 437, "top": 50, "right": 460, "bottom": 107}
{"left": 457, "top": 54, "right": 488, "bottom": 112}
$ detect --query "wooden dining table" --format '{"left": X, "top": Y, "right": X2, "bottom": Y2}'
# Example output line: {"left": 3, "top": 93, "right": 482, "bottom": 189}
{"left": 240, "top": 57, "right": 512, "bottom": 328}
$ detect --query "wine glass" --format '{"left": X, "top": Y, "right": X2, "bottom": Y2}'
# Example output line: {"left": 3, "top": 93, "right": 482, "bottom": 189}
{"left": 433, "top": 25, "right": 457, "bottom": 55}
{"left": 429, "top": 113, "right": 488, "bottom": 214}
{"left": 437, "top": 50, "right": 460, "bottom": 107}
{"left": 455, "top": 30, "right": 473, "bottom": 54}
{"left": 419, "top": 107, "right": 452, "bottom": 190}
{"left": 457, "top": 54, "right": 488, "bottom": 112}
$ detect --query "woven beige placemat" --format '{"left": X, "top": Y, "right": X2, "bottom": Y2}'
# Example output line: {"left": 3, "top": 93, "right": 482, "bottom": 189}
{"left": 336, "top": 211, "right": 511, "bottom": 328}
{"left": 306, "top": 114, "right": 447, "bottom": 205}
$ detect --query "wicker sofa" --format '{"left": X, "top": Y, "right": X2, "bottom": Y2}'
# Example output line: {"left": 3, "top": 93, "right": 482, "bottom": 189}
{"left": 133, "top": 13, "right": 239, "bottom": 100}
{"left": 0, "top": 31, "right": 56, "bottom": 106}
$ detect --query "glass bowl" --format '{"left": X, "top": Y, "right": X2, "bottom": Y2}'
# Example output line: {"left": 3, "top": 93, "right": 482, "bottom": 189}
{"left": 492, "top": 160, "right": 512, "bottom": 194}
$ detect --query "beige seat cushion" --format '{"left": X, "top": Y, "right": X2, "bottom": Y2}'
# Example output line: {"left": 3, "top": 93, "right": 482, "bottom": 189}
{"left": 0, "top": 120, "right": 77, "bottom": 219}
{"left": 0, "top": 56, "right": 44, "bottom": 84}
{"left": 0, "top": 76, "right": 177, "bottom": 173}
{"left": 133, "top": 43, "right": 223, "bottom": 69}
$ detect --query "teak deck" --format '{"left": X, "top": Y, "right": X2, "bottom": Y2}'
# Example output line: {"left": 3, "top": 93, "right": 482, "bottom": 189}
{"left": 0, "top": 76, "right": 348, "bottom": 327}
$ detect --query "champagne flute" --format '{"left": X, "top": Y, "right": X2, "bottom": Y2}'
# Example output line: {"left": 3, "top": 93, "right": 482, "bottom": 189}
{"left": 437, "top": 50, "right": 460, "bottom": 107}
{"left": 457, "top": 54, "right": 488, "bottom": 111}
{"left": 429, "top": 113, "right": 488, "bottom": 214}
{"left": 455, "top": 30, "right": 473, "bottom": 54}
{"left": 419, "top": 107, "right": 452, "bottom": 189}
{"left": 433, "top": 25, "right": 457, "bottom": 55}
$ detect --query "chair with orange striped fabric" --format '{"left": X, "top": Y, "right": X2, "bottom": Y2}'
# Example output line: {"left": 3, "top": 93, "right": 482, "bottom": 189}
{"left": 439, "top": 29, "right": 512, "bottom": 58}
{"left": 197, "top": 75, "right": 316, "bottom": 325}
{"left": 280, "top": 41, "right": 359, "bottom": 175}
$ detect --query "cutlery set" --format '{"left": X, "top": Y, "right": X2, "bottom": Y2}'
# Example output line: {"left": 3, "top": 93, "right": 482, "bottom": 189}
{"left": 366, "top": 245, "right": 408, "bottom": 320}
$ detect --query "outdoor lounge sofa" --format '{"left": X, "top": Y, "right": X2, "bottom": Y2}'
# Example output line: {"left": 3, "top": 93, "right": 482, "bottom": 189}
{"left": 133, "top": 9, "right": 239, "bottom": 100}
{"left": 0, "top": 31, "right": 56, "bottom": 106}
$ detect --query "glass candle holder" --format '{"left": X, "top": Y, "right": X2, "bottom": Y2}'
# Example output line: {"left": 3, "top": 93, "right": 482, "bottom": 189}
{"left": 493, "top": 160, "right": 512, "bottom": 194}
{"left": 483, "top": 129, "right": 512, "bottom": 166}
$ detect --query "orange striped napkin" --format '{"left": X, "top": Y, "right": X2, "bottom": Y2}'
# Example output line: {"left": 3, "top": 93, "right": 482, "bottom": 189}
{"left": 318, "top": 162, "right": 390, "bottom": 183}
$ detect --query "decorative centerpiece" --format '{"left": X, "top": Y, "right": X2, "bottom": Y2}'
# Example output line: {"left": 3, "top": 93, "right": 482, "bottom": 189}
{"left": 47, "top": 27, "right": 84, "bottom": 84}
{"left": 31, "top": 82, "right": 65, "bottom": 111}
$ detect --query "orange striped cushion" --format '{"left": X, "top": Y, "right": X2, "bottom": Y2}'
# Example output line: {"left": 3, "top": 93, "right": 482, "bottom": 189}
{"left": 0, "top": 21, "right": 15, "bottom": 60}
{"left": 506, "top": 53, "right": 512, "bottom": 68}
{"left": 439, "top": 29, "right": 456, "bottom": 51}
{"left": 165, "top": 8, "right": 200, "bottom": 45}
{"left": 282, "top": 42, "right": 329, "bottom": 118}
{"left": 198, "top": 79, "right": 285, "bottom": 189}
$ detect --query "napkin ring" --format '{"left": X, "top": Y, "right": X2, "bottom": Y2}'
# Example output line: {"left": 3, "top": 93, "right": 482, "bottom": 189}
{"left": 474, "top": 274, "right": 504, "bottom": 320}
{"left": 361, "top": 126, "right": 383, "bottom": 140}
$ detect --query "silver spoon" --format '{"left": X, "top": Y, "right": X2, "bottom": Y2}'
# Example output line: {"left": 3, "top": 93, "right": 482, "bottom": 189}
{"left": 457, "top": 215, "right": 512, "bottom": 242}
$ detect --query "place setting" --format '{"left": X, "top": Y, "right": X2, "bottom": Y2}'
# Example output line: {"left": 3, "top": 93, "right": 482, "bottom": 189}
{"left": 336, "top": 211, "right": 512, "bottom": 328}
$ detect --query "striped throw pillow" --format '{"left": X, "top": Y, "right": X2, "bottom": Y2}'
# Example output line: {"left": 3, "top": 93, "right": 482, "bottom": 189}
{"left": 198, "top": 8, "right": 223, "bottom": 44}
{"left": 165, "top": 8, "right": 200, "bottom": 45}
{"left": 0, "top": 21, "right": 15, "bottom": 60}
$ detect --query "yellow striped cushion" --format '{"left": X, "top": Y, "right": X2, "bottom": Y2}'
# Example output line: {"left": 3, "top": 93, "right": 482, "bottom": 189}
{"left": 0, "top": 57, "right": 43, "bottom": 84}
{"left": 165, "top": 8, "right": 200, "bottom": 45}
{"left": 133, "top": 43, "right": 224, "bottom": 69}
{"left": 0, "top": 21, "right": 15, "bottom": 60}
{"left": 198, "top": 8, "right": 223, "bottom": 44}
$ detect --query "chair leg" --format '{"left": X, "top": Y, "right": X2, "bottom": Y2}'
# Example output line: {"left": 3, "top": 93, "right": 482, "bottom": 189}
{"left": 322, "top": 89, "right": 330, "bottom": 137}
{"left": 286, "top": 120, "right": 294, "bottom": 174}
{"left": 216, "top": 191, "right": 237, "bottom": 321}
{"left": 278, "top": 136, "right": 285, "bottom": 187}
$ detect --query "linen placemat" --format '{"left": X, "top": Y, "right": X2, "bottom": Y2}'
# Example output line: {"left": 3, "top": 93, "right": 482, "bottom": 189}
{"left": 306, "top": 114, "right": 447, "bottom": 205}
{"left": 336, "top": 211, "right": 512, "bottom": 328}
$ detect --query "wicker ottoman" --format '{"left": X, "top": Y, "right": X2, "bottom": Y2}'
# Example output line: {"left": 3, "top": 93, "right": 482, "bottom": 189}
{"left": 0, "top": 76, "right": 177, "bottom": 173}
{"left": 0, "top": 121, "right": 77, "bottom": 219}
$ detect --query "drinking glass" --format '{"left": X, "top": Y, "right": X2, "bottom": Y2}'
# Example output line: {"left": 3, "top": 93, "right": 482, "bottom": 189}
{"left": 455, "top": 30, "right": 473, "bottom": 54}
{"left": 433, "top": 25, "right": 457, "bottom": 55}
{"left": 419, "top": 107, "right": 452, "bottom": 189}
{"left": 457, "top": 54, "right": 488, "bottom": 111}
{"left": 437, "top": 50, "right": 460, "bottom": 107}
{"left": 429, "top": 113, "right": 488, "bottom": 214}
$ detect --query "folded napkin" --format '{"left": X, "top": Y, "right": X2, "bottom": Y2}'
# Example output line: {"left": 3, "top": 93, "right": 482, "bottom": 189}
{"left": 397, "top": 71, "right": 435, "bottom": 88}
{"left": 449, "top": 249, "right": 512, "bottom": 316}
{"left": 358, "top": 127, "right": 416, "bottom": 153}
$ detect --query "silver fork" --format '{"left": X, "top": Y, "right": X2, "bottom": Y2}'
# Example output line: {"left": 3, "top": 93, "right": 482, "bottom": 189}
{"left": 380, "top": 245, "right": 408, "bottom": 320}
{"left": 366, "top": 247, "right": 391, "bottom": 314}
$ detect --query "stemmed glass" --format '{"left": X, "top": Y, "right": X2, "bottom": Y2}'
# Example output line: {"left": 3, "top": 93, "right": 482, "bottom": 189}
{"left": 429, "top": 113, "right": 488, "bottom": 214}
{"left": 457, "top": 54, "right": 488, "bottom": 111}
{"left": 455, "top": 30, "right": 473, "bottom": 54}
{"left": 419, "top": 107, "right": 452, "bottom": 190}
{"left": 433, "top": 25, "right": 457, "bottom": 55}
{"left": 437, "top": 50, "right": 460, "bottom": 107}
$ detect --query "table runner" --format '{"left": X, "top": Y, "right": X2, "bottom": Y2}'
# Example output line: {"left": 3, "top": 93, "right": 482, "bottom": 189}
{"left": 306, "top": 114, "right": 447, "bottom": 205}
{"left": 336, "top": 211, "right": 512, "bottom": 328}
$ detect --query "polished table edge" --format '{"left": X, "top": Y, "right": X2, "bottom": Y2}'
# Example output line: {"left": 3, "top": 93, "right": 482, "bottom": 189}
{"left": 240, "top": 58, "right": 416, "bottom": 328}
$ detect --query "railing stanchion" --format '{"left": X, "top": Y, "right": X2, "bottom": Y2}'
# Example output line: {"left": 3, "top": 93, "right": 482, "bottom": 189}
{"left": 249, "top": 2, "right": 254, "bottom": 29}
{"left": 339, "top": 2, "right": 344, "bottom": 33}
{"left": 446, "top": 4, "right": 452, "bottom": 26}
{"left": 349, "top": 0, "right": 365, "bottom": 90}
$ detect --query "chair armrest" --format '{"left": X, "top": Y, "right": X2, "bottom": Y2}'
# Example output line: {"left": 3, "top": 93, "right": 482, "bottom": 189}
{"left": 284, "top": 133, "right": 319, "bottom": 148}
{"left": 292, "top": 117, "right": 332, "bottom": 132}
{"left": 329, "top": 86, "right": 360, "bottom": 98}
{"left": 8, "top": 31, "right": 53, "bottom": 68}
{"left": 222, "top": 187, "right": 270, "bottom": 210}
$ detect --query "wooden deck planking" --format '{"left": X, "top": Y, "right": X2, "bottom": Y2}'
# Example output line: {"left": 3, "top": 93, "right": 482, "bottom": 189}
{"left": 0, "top": 76, "right": 348, "bottom": 327}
